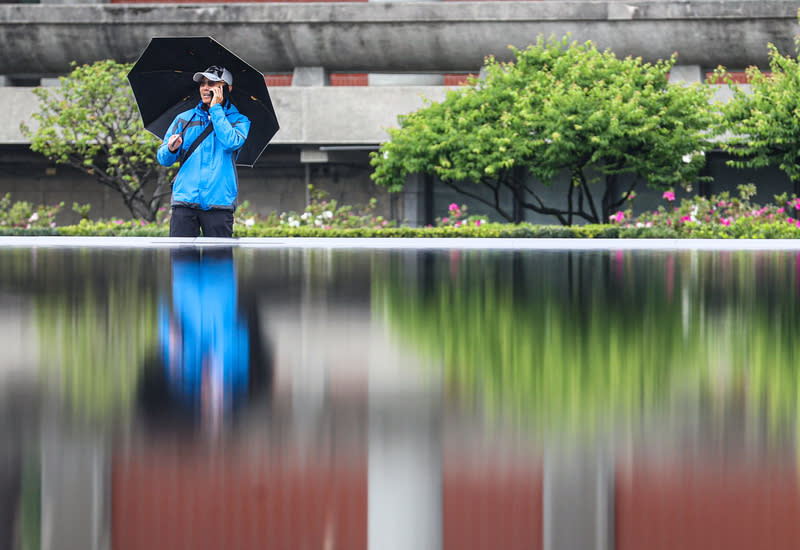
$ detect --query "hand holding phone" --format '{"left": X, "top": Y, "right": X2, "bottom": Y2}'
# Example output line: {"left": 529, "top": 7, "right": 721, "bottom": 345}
{"left": 211, "top": 84, "right": 224, "bottom": 107}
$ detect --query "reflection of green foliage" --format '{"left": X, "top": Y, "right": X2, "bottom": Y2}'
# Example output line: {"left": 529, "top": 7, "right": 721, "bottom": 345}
{"left": 0, "top": 249, "right": 166, "bottom": 423}
{"left": 374, "top": 250, "right": 800, "bottom": 437}
{"left": 35, "top": 281, "right": 157, "bottom": 421}
{"left": 19, "top": 457, "right": 40, "bottom": 550}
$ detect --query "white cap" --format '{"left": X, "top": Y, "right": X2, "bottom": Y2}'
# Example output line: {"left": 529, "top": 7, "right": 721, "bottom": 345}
{"left": 193, "top": 65, "right": 233, "bottom": 86}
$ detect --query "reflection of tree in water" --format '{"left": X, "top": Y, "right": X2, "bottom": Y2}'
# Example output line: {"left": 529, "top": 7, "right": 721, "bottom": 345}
{"left": 36, "top": 280, "right": 159, "bottom": 421}
{"left": 373, "top": 250, "right": 800, "bottom": 438}
{"left": 7, "top": 249, "right": 167, "bottom": 422}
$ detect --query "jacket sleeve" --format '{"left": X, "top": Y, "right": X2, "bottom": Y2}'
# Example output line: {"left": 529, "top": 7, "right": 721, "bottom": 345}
{"left": 157, "top": 118, "right": 182, "bottom": 166}
{"left": 210, "top": 105, "right": 250, "bottom": 152}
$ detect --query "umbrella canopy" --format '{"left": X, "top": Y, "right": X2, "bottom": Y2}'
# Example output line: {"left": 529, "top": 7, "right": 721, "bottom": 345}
{"left": 127, "top": 36, "right": 279, "bottom": 167}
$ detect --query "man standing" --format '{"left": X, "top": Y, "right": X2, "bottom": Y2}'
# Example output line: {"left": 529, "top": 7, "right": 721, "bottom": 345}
{"left": 158, "top": 65, "right": 251, "bottom": 238}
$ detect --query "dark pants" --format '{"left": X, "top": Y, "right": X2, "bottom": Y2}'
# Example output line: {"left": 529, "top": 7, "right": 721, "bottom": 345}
{"left": 170, "top": 206, "right": 234, "bottom": 238}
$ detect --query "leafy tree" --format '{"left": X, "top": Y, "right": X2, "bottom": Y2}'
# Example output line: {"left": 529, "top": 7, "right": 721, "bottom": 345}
{"left": 21, "top": 60, "right": 176, "bottom": 221}
{"left": 371, "top": 36, "right": 717, "bottom": 225}
{"left": 717, "top": 37, "right": 800, "bottom": 182}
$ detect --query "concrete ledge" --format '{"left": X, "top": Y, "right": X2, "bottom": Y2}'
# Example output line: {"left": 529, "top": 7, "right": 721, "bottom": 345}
{"left": 2, "top": 236, "right": 800, "bottom": 250}
{"left": 0, "top": 2, "right": 797, "bottom": 74}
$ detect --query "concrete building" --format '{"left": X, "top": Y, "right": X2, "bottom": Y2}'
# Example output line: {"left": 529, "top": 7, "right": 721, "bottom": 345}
{"left": 2, "top": 1, "right": 800, "bottom": 225}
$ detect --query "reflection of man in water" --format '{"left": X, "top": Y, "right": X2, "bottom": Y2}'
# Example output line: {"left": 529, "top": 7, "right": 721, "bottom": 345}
{"left": 139, "top": 248, "right": 271, "bottom": 432}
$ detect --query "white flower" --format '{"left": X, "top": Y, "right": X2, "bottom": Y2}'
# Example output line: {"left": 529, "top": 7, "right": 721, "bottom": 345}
{"left": 29, "top": 212, "right": 39, "bottom": 222}
{"left": 289, "top": 219, "right": 300, "bottom": 228}
{"left": 682, "top": 151, "right": 706, "bottom": 163}
{"left": 300, "top": 212, "right": 310, "bottom": 221}
{"left": 245, "top": 217, "right": 255, "bottom": 228}
{"left": 323, "top": 210, "right": 333, "bottom": 219}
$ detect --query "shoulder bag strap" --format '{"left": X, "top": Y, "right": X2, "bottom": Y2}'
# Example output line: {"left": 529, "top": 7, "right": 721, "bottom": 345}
{"left": 171, "top": 121, "right": 214, "bottom": 184}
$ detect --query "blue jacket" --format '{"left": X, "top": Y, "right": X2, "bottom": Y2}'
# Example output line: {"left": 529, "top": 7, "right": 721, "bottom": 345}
{"left": 157, "top": 101, "right": 250, "bottom": 210}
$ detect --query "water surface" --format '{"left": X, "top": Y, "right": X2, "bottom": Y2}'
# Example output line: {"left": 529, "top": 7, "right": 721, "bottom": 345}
{"left": 1, "top": 243, "right": 799, "bottom": 550}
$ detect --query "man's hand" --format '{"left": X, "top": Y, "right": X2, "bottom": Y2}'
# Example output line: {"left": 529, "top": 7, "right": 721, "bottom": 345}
{"left": 168, "top": 133, "right": 183, "bottom": 153}
{"left": 210, "top": 84, "right": 224, "bottom": 107}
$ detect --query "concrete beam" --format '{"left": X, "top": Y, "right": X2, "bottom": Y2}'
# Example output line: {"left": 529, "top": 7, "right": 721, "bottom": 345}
{"left": 0, "top": 2, "right": 797, "bottom": 75}
{"left": 6, "top": 85, "right": 449, "bottom": 146}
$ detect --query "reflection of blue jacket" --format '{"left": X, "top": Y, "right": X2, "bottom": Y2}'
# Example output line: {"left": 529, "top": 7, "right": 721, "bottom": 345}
{"left": 158, "top": 252, "right": 250, "bottom": 408}
{"left": 157, "top": 101, "right": 250, "bottom": 210}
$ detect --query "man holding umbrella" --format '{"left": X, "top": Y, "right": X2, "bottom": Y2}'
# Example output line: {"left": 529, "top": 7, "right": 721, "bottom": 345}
{"left": 158, "top": 65, "right": 250, "bottom": 238}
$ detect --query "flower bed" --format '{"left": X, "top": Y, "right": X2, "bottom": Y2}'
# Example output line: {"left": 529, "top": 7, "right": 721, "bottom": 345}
{"left": 3, "top": 185, "right": 800, "bottom": 239}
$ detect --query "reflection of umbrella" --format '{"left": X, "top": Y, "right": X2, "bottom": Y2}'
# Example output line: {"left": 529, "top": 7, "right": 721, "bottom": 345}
{"left": 127, "top": 36, "right": 279, "bottom": 167}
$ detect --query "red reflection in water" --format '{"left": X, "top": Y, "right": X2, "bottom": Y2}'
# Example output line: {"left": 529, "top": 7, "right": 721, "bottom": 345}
{"left": 112, "top": 446, "right": 367, "bottom": 550}
{"left": 617, "top": 462, "right": 800, "bottom": 550}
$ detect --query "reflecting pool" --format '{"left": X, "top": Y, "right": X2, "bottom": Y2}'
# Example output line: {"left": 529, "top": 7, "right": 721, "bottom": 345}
{"left": 1, "top": 243, "right": 800, "bottom": 550}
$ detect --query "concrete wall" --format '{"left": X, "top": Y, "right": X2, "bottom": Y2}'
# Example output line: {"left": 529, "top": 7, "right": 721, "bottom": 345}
{"left": 4, "top": 86, "right": 449, "bottom": 145}
{"left": 0, "top": 2, "right": 797, "bottom": 76}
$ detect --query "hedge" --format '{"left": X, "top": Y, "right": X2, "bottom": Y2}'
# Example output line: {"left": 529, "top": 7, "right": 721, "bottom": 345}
{"left": 2, "top": 221, "right": 800, "bottom": 239}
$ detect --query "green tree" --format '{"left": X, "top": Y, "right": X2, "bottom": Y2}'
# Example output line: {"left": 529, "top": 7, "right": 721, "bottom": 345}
{"left": 371, "top": 35, "right": 717, "bottom": 225}
{"left": 20, "top": 60, "right": 176, "bottom": 221}
{"left": 717, "top": 37, "right": 800, "bottom": 183}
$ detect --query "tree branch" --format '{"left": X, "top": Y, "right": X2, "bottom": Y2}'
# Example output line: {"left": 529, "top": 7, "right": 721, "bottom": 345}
{"left": 577, "top": 168, "right": 600, "bottom": 223}
{"left": 439, "top": 178, "right": 514, "bottom": 222}
{"left": 608, "top": 177, "right": 639, "bottom": 211}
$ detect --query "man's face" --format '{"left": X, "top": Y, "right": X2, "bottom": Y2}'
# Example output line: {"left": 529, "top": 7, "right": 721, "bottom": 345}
{"left": 198, "top": 77, "right": 225, "bottom": 105}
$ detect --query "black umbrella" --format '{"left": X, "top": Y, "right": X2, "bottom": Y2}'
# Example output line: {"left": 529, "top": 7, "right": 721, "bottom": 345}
{"left": 127, "top": 36, "right": 279, "bottom": 167}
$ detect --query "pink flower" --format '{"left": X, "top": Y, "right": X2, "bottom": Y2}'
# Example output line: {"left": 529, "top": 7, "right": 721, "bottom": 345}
{"left": 382, "top": 220, "right": 388, "bottom": 226}
{"left": 680, "top": 215, "right": 691, "bottom": 223}
{"left": 717, "top": 200, "right": 726, "bottom": 207}
{"left": 662, "top": 191, "right": 675, "bottom": 202}
{"left": 475, "top": 219, "right": 482, "bottom": 227}
{"left": 720, "top": 218, "right": 731, "bottom": 226}
{"left": 324, "top": 225, "right": 331, "bottom": 230}
{"left": 609, "top": 211, "right": 625, "bottom": 223}
{"left": 448, "top": 203, "right": 459, "bottom": 212}
{"left": 115, "top": 220, "right": 124, "bottom": 225}
{"left": 455, "top": 221, "right": 461, "bottom": 228}
{"left": 441, "top": 217, "right": 449, "bottom": 224}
